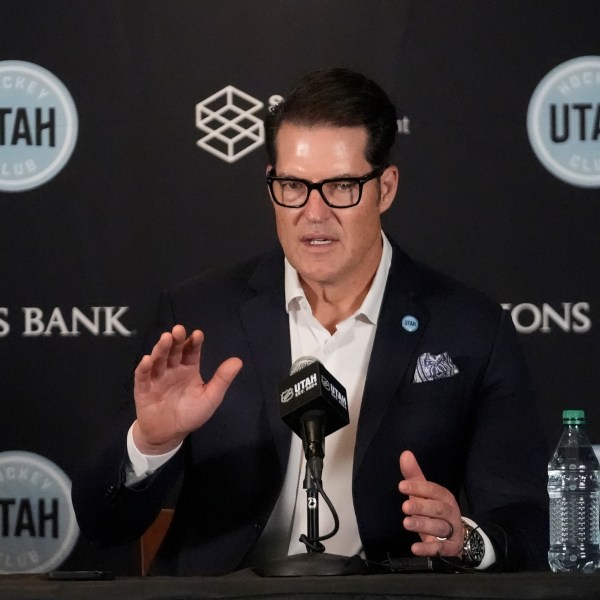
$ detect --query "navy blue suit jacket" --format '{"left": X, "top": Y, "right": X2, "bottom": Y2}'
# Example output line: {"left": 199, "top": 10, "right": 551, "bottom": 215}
{"left": 72, "top": 238, "right": 549, "bottom": 574}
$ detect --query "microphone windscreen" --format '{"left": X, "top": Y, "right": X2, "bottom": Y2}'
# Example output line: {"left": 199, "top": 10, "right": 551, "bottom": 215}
{"left": 290, "top": 355, "right": 318, "bottom": 375}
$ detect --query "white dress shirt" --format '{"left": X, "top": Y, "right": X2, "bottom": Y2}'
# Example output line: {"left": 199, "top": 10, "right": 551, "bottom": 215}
{"left": 247, "top": 233, "right": 392, "bottom": 562}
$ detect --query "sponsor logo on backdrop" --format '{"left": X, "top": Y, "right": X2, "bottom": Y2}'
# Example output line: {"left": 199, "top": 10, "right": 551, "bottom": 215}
{"left": 0, "top": 451, "right": 78, "bottom": 573}
{"left": 195, "top": 85, "right": 265, "bottom": 163}
{"left": 527, "top": 56, "right": 600, "bottom": 188}
{"left": 502, "top": 302, "right": 591, "bottom": 334}
{"left": 0, "top": 306, "right": 133, "bottom": 337}
{"left": 0, "top": 61, "right": 78, "bottom": 192}
{"left": 195, "top": 86, "right": 411, "bottom": 163}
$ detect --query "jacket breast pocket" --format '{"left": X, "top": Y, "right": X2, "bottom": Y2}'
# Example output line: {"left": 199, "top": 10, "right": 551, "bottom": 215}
{"left": 392, "top": 374, "right": 468, "bottom": 457}
{"left": 404, "top": 373, "right": 464, "bottom": 405}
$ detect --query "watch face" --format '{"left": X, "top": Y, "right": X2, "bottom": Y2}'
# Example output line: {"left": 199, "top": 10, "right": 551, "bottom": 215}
{"left": 466, "top": 529, "right": 485, "bottom": 564}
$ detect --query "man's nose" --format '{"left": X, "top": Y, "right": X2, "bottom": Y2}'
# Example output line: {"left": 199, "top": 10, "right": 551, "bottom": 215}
{"left": 303, "top": 188, "right": 331, "bottom": 222}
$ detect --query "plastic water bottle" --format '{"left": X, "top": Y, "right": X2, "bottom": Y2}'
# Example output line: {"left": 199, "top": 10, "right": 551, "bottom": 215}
{"left": 548, "top": 409, "right": 600, "bottom": 573}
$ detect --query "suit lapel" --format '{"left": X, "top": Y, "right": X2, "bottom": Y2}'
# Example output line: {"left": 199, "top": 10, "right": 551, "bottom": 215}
{"left": 354, "top": 243, "right": 430, "bottom": 474}
{"left": 238, "top": 248, "right": 292, "bottom": 480}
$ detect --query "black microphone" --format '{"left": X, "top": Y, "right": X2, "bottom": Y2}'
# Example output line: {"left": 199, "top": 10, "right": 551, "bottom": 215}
{"left": 278, "top": 357, "right": 349, "bottom": 481}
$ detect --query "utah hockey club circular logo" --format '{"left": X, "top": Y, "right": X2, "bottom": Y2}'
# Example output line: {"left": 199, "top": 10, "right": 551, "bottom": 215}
{"left": 0, "top": 451, "right": 79, "bottom": 573}
{"left": 527, "top": 56, "right": 600, "bottom": 188}
{"left": 0, "top": 61, "right": 78, "bottom": 192}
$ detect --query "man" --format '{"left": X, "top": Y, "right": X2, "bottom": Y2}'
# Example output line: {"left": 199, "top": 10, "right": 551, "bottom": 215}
{"left": 72, "top": 68, "right": 549, "bottom": 575}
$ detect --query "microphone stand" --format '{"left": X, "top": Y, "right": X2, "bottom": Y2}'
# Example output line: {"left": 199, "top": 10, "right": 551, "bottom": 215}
{"left": 304, "top": 468, "right": 323, "bottom": 553}
{"left": 252, "top": 415, "right": 368, "bottom": 577}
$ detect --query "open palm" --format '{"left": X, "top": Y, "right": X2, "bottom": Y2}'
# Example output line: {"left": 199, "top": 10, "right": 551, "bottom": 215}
{"left": 133, "top": 325, "right": 243, "bottom": 454}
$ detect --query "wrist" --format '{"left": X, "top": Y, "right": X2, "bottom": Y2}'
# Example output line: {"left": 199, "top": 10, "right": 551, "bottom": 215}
{"left": 132, "top": 420, "right": 183, "bottom": 455}
{"left": 461, "top": 517, "right": 496, "bottom": 570}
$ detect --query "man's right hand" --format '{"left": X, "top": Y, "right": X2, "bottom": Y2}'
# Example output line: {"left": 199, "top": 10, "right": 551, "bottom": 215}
{"left": 132, "top": 324, "right": 243, "bottom": 455}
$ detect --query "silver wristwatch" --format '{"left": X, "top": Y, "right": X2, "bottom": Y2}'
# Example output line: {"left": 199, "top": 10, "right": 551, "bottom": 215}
{"left": 461, "top": 518, "right": 485, "bottom": 567}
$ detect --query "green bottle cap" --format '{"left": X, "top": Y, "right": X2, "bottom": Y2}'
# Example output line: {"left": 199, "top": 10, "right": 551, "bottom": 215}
{"left": 562, "top": 409, "right": 586, "bottom": 425}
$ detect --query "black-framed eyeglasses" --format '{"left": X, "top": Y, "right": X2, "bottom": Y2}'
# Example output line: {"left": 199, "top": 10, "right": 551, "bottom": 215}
{"left": 266, "top": 167, "right": 385, "bottom": 208}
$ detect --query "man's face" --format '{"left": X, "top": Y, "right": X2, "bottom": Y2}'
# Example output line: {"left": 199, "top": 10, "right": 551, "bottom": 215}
{"left": 270, "top": 122, "right": 398, "bottom": 292}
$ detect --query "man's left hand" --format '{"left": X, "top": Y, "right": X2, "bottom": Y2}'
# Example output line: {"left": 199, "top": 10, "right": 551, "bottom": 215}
{"left": 398, "top": 450, "right": 463, "bottom": 557}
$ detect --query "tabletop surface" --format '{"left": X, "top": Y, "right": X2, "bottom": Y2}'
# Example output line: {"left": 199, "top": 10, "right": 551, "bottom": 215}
{"left": 1, "top": 571, "right": 599, "bottom": 600}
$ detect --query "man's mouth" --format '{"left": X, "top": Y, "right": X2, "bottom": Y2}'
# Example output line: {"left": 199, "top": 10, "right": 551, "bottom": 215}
{"left": 302, "top": 234, "right": 335, "bottom": 246}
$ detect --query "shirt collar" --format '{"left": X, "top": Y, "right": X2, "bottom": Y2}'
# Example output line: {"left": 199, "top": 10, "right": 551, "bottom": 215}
{"left": 284, "top": 232, "right": 392, "bottom": 325}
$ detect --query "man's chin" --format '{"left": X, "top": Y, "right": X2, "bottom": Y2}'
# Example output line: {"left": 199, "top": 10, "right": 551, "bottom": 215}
{"left": 297, "top": 267, "right": 338, "bottom": 288}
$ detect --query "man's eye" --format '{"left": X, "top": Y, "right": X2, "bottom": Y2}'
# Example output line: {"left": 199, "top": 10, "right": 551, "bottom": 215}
{"left": 329, "top": 180, "right": 356, "bottom": 192}
{"left": 281, "top": 181, "right": 302, "bottom": 190}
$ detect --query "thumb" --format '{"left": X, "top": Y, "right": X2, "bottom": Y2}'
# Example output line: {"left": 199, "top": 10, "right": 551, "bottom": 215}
{"left": 399, "top": 450, "right": 426, "bottom": 481}
{"left": 205, "top": 357, "right": 244, "bottom": 399}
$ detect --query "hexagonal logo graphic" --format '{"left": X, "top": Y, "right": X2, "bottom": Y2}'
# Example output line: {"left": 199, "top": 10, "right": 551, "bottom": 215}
{"left": 195, "top": 85, "right": 264, "bottom": 163}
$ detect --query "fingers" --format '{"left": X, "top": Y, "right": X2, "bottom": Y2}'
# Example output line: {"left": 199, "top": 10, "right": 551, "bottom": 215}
{"left": 401, "top": 485, "right": 455, "bottom": 538}
{"left": 402, "top": 499, "right": 454, "bottom": 537}
{"left": 139, "top": 326, "right": 199, "bottom": 378}
{"left": 181, "top": 329, "right": 203, "bottom": 366}
{"left": 134, "top": 325, "right": 241, "bottom": 400}
{"left": 408, "top": 514, "right": 462, "bottom": 557}
{"left": 166, "top": 325, "right": 187, "bottom": 368}
{"left": 134, "top": 354, "right": 153, "bottom": 395}
{"left": 402, "top": 498, "right": 463, "bottom": 557}
{"left": 399, "top": 451, "right": 453, "bottom": 502}
{"left": 146, "top": 329, "right": 178, "bottom": 379}
{"left": 134, "top": 326, "right": 200, "bottom": 393}
{"left": 403, "top": 513, "right": 454, "bottom": 541}
{"left": 398, "top": 450, "right": 463, "bottom": 557}
{"left": 410, "top": 535, "right": 462, "bottom": 557}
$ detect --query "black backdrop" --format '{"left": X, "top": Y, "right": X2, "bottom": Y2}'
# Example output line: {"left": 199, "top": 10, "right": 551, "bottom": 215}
{"left": 1, "top": 0, "right": 599, "bottom": 573}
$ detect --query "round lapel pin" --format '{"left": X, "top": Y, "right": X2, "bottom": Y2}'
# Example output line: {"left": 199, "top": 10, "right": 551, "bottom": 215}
{"left": 402, "top": 315, "right": 419, "bottom": 332}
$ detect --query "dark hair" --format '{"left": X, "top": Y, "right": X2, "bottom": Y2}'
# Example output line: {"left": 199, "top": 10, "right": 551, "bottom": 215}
{"left": 265, "top": 68, "right": 397, "bottom": 168}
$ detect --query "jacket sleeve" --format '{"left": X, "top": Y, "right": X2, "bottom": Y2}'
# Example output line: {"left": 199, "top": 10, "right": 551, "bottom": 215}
{"left": 462, "top": 308, "right": 549, "bottom": 571}
{"left": 71, "top": 420, "right": 186, "bottom": 547}
{"left": 71, "top": 291, "right": 185, "bottom": 547}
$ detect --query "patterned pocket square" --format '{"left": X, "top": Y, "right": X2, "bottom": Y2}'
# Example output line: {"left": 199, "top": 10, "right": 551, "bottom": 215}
{"left": 413, "top": 352, "right": 459, "bottom": 383}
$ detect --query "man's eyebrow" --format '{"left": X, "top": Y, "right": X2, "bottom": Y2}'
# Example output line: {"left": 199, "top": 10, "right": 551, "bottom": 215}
{"left": 274, "top": 172, "right": 304, "bottom": 179}
{"left": 275, "top": 172, "right": 357, "bottom": 180}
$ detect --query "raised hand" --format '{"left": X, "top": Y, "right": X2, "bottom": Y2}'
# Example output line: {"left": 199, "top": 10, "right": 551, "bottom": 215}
{"left": 132, "top": 325, "right": 243, "bottom": 454}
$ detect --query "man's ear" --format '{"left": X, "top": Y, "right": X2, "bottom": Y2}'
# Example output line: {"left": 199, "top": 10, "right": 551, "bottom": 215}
{"left": 378, "top": 165, "right": 399, "bottom": 214}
